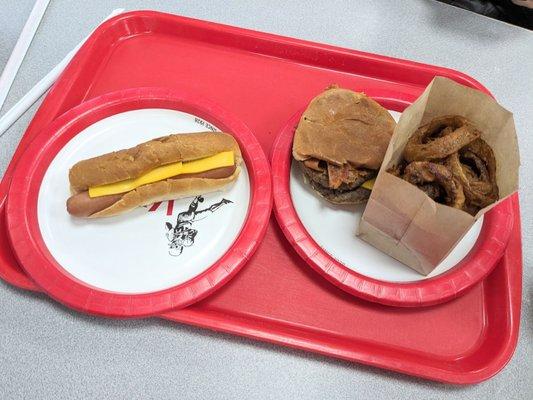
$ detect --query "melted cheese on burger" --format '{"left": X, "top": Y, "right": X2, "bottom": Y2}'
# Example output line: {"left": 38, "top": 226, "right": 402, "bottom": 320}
{"left": 361, "top": 178, "right": 375, "bottom": 191}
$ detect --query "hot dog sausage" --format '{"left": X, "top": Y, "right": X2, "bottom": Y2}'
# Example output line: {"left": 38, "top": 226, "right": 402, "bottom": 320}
{"left": 67, "top": 165, "right": 237, "bottom": 217}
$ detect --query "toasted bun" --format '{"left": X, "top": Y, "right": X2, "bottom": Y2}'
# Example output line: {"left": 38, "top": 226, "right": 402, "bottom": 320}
{"left": 292, "top": 86, "right": 396, "bottom": 170}
{"left": 69, "top": 132, "right": 241, "bottom": 193}
{"left": 91, "top": 167, "right": 241, "bottom": 218}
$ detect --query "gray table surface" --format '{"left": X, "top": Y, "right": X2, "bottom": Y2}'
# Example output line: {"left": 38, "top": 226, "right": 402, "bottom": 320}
{"left": 0, "top": 0, "right": 531, "bottom": 399}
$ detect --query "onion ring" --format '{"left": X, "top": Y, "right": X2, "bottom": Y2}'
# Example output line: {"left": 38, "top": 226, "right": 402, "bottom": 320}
{"left": 404, "top": 116, "right": 480, "bottom": 162}
{"left": 418, "top": 183, "right": 443, "bottom": 201}
{"left": 446, "top": 138, "right": 498, "bottom": 208}
{"left": 387, "top": 160, "right": 407, "bottom": 178}
{"left": 389, "top": 164, "right": 442, "bottom": 200}
{"left": 403, "top": 161, "right": 465, "bottom": 209}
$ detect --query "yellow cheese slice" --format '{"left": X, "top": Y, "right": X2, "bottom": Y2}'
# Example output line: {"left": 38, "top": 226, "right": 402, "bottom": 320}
{"left": 88, "top": 151, "right": 234, "bottom": 198}
{"left": 180, "top": 151, "right": 234, "bottom": 174}
{"left": 361, "top": 178, "right": 375, "bottom": 191}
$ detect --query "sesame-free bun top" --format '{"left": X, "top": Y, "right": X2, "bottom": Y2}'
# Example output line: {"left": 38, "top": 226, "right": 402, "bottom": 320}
{"left": 292, "top": 86, "right": 396, "bottom": 170}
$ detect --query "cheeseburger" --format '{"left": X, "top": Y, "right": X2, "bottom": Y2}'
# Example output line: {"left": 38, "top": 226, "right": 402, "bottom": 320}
{"left": 292, "top": 86, "right": 396, "bottom": 204}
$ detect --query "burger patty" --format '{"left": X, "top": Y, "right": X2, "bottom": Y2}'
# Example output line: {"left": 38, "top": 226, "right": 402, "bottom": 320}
{"left": 309, "top": 179, "right": 371, "bottom": 204}
{"left": 299, "top": 162, "right": 375, "bottom": 204}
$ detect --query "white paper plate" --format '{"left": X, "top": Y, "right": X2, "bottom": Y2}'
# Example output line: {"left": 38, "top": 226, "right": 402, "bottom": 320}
{"left": 38, "top": 109, "right": 250, "bottom": 293}
{"left": 289, "top": 110, "right": 483, "bottom": 282}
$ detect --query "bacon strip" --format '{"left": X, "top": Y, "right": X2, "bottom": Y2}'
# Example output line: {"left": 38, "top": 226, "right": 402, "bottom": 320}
{"left": 303, "top": 158, "right": 325, "bottom": 172}
{"left": 327, "top": 163, "right": 350, "bottom": 189}
{"left": 327, "top": 163, "right": 371, "bottom": 189}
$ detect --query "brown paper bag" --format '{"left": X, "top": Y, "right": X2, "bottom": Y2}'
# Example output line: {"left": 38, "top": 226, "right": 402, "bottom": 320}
{"left": 357, "top": 77, "right": 520, "bottom": 275}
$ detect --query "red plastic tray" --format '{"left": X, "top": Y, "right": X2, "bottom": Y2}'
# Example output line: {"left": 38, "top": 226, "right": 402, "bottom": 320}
{"left": 0, "top": 11, "right": 522, "bottom": 383}
{"left": 271, "top": 107, "right": 513, "bottom": 307}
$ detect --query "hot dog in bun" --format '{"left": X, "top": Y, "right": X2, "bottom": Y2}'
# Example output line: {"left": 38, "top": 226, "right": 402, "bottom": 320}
{"left": 67, "top": 132, "right": 241, "bottom": 218}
